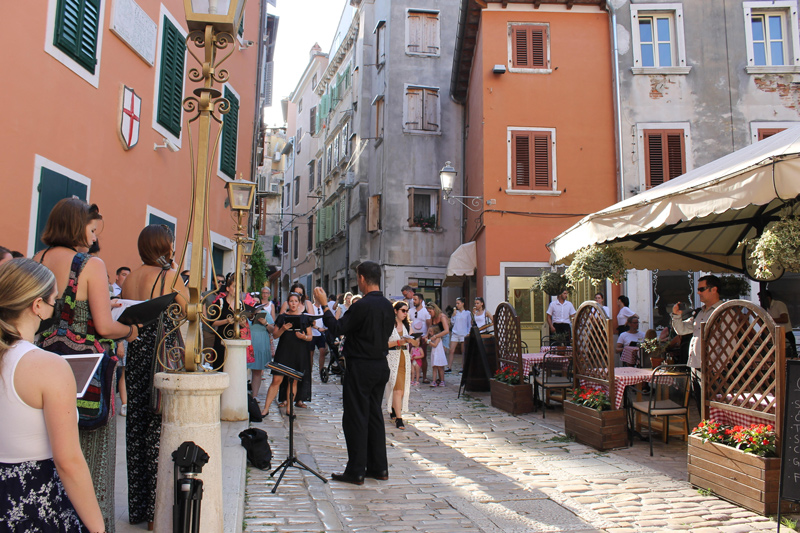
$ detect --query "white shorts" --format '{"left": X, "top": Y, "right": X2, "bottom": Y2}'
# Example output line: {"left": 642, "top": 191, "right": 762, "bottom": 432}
{"left": 450, "top": 333, "right": 466, "bottom": 343}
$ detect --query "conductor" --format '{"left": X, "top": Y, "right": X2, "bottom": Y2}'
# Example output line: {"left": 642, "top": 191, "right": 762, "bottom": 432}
{"left": 313, "top": 261, "right": 395, "bottom": 485}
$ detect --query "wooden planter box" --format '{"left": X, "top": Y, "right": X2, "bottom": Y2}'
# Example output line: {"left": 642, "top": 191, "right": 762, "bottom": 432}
{"left": 490, "top": 379, "right": 534, "bottom": 415}
{"left": 563, "top": 401, "right": 628, "bottom": 451}
{"left": 687, "top": 435, "right": 798, "bottom": 515}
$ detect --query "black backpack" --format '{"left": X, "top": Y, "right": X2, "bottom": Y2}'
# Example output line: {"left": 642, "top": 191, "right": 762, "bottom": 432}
{"left": 239, "top": 428, "right": 272, "bottom": 470}
{"left": 248, "top": 396, "right": 263, "bottom": 423}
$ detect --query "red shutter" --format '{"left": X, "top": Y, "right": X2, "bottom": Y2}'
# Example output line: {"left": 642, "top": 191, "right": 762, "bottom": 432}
{"left": 512, "top": 132, "right": 531, "bottom": 188}
{"left": 533, "top": 133, "right": 551, "bottom": 187}
{"left": 645, "top": 130, "right": 685, "bottom": 188}
{"left": 513, "top": 28, "right": 528, "bottom": 67}
{"left": 758, "top": 128, "right": 785, "bottom": 140}
{"left": 531, "top": 28, "right": 545, "bottom": 68}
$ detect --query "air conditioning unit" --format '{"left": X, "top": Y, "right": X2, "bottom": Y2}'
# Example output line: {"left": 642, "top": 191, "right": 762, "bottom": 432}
{"left": 257, "top": 174, "right": 269, "bottom": 193}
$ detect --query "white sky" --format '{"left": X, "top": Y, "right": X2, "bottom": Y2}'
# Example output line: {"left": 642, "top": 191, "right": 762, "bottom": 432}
{"left": 263, "top": 0, "right": 350, "bottom": 128}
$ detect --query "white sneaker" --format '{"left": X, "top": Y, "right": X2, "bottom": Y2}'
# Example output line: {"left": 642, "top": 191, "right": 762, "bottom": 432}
{"left": 120, "top": 404, "right": 127, "bottom": 417}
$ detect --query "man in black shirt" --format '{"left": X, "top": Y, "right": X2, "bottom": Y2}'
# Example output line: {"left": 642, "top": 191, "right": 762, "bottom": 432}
{"left": 313, "top": 261, "right": 395, "bottom": 485}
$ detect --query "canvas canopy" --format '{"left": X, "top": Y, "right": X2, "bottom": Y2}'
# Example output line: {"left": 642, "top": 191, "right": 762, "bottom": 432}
{"left": 547, "top": 127, "right": 800, "bottom": 273}
{"left": 443, "top": 241, "right": 477, "bottom": 286}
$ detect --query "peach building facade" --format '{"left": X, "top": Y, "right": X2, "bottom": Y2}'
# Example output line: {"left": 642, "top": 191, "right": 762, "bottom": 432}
{"left": 3, "top": 0, "right": 262, "bottom": 283}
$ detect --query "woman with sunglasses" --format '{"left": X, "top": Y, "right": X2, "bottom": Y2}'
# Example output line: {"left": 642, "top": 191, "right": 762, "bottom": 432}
{"left": 385, "top": 302, "right": 419, "bottom": 430}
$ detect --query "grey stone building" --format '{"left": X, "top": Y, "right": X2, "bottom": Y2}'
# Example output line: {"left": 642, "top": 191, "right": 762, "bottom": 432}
{"left": 610, "top": 0, "right": 800, "bottom": 330}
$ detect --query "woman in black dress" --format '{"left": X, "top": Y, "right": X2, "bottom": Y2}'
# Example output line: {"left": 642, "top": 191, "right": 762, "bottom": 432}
{"left": 261, "top": 292, "right": 313, "bottom": 416}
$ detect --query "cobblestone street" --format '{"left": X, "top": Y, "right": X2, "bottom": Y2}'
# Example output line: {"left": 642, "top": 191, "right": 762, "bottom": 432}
{"left": 243, "top": 372, "right": 779, "bottom": 533}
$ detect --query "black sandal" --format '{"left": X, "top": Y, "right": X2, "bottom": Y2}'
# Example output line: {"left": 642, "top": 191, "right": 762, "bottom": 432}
{"left": 390, "top": 407, "right": 397, "bottom": 420}
{"left": 395, "top": 418, "right": 405, "bottom": 430}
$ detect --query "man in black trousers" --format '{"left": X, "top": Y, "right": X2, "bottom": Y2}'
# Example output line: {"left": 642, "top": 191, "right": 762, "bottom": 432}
{"left": 313, "top": 261, "right": 395, "bottom": 485}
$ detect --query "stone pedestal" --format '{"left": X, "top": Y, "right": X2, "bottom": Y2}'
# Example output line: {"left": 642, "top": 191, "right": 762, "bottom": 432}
{"left": 153, "top": 372, "right": 229, "bottom": 533}
{"left": 220, "top": 339, "right": 249, "bottom": 421}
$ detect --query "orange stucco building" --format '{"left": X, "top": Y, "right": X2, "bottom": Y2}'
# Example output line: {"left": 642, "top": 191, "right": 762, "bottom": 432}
{"left": 3, "top": 0, "right": 262, "bottom": 282}
{"left": 452, "top": 0, "right": 618, "bottom": 347}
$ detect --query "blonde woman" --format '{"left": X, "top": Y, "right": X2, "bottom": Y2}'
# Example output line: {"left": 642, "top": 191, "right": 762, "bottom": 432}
{"left": 425, "top": 303, "right": 449, "bottom": 386}
{"left": 0, "top": 259, "right": 105, "bottom": 532}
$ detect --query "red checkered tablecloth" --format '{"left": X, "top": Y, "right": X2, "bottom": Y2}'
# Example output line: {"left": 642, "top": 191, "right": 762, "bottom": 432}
{"left": 580, "top": 367, "right": 654, "bottom": 410}
{"left": 522, "top": 353, "right": 570, "bottom": 376}
{"left": 708, "top": 393, "right": 775, "bottom": 428}
{"left": 620, "top": 346, "right": 639, "bottom": 366}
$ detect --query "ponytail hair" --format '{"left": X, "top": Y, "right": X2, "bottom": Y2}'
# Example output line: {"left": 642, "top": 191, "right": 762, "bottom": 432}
{"left": 0, "top": 259, "right": 56, "bottom": 359}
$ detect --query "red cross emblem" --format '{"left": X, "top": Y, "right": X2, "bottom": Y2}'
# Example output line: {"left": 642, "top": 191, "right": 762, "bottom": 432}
{"left": 119, "top": 86, "right": 141, "bottom": 150}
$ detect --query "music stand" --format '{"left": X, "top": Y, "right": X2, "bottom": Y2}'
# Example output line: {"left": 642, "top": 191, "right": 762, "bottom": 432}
{"left": 267, "top": 362, "right": 327, "bottom": 493}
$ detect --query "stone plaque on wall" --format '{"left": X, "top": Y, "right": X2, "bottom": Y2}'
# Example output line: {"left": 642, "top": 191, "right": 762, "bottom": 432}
{"left": 111, "top": 0, "right": 157, "bottom": 66}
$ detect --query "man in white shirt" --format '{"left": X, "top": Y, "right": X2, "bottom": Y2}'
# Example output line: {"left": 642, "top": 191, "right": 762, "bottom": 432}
{"left": 546, "top": 290, "right": 576, "bottom": 344}
{"left": 408, "top": 292, "right": 431, "bottom": 383}
{"left": 759, "top": 289, "right": 796, "bottom": 357}
{"left": 111, "top": 266, "right": 130, "bottom": 296}
{"left": 616, "top": 316, "right": 644, "bottom": 366}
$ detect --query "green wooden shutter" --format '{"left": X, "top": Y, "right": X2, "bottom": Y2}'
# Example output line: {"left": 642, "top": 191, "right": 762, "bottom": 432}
{"left": 220, "top": 87, "right": 240, "bottom": 178}
{"left": 54, "top": 0, "right": 101, "bottom": 73}
{"left": 157, "top": 19, "right": 186, "bottom": 137}
{"left": 35, "top": 168, "right": 88, "bottom": 253}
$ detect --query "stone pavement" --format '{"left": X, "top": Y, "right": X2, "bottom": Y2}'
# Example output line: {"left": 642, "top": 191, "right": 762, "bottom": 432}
{"left": 243, "top": 371, "right": 781, "bottom": 533}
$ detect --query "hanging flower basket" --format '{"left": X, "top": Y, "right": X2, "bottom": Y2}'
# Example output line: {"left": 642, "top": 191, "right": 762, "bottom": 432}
{"left": 532, "top": 271, "right": 568, "bottom": 296}
{"left": 718, "top": 275, "right": 751, "bottom": 300}
{"left": 565, "top": 245, "right": 628, "bottom": 287}
{"left": 745, "top": 215, "right": 800, "bottom": 279}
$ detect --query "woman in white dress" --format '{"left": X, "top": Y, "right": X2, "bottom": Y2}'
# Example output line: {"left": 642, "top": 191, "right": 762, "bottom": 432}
{"left": 385, "top": 301, "right": 418, "bottom": 430}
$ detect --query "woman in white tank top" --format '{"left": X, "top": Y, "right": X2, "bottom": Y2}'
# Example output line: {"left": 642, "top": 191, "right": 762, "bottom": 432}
{"left": 473, "top": 297, "right": 492, "bottom": 329}
{"left": 0, "top": 259, "right": 104, "bottom": 532}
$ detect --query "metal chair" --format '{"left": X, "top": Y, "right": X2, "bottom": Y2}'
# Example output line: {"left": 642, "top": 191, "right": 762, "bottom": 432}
{"left": 626, "top": 364, "right": 691, "bottom": 456}
{"left": 533, "top": 352, "right": 572, "bottom": 418}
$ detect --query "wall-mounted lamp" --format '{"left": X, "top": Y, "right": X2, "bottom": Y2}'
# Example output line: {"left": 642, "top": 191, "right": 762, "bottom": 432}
{"left": 154, "top": 137, "right": 180, "bottom": 152}
{"left": 492, "top": 64, "right": 507, "bottom": 74}
{"left": 439, "top": 161, "right": 483, "bottom": 212}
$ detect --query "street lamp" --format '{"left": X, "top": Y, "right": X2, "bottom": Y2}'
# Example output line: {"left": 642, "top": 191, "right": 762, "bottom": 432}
{"left": 439, "top": 161, "right": 483, "bottom": 212}
{"left": 226, "top": 178, "right": 255, "bottom": 339}
{"left": 177, "top": 0, "right": 247, "bottom": 372}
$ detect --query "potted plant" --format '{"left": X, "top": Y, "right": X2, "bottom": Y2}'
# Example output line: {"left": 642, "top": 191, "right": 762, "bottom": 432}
{"left": 688, "top": 420, "right": 797, "bottom": 515}
{"left": 532, "top": 271, "right": 568, "bottom": 296}
{"left": 718, "top": 275, "right": 751, "bottom": 300}
{"left": 563, "top": 386, "right": 628, "bottom": 451}
{"left": 564, "top": 245, "right": 628, "bottom": 287}
{"left": 489, "top": 365, "right": 534, "bottom": 415}
{"left": 640, "top": 337, "right": 666, "bottom": 368}
{"left": 744, "top": 214, "right": 800, "bottom": 279}
{"left": 413, "top": 214, "right": 437, "bottom": 232}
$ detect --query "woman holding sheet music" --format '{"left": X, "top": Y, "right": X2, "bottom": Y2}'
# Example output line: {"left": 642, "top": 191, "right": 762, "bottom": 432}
{"left": 119, "top": 224, "right": 188, "bottom": 528}
{"left": 34, "top": 198, "right": 138, "bottom": 532}
{"left": 277, "top": 282, "right": 315, "bottom": 408}
{"left": 260, "top": 292, "right": 313, "bottom": 416}
{"left": 0, "top": 258, "right": 105, "bottom": 532}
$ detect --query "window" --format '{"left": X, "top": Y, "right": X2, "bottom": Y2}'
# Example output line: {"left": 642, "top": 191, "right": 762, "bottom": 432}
{"left": 507, "top": 128, "right": 556, "bottom": 193}
{"left": 33, "top": 161, "right": 89, "bottom": 254}
{"left": 406, "top": 10, "right": 440, "bottom": 56}
{"left": 309, "top": 106, "right": 316, "bottom": 136}
{"left": 758, "top": 128, "right": 786, "bottom": 140}
{"left": 744, "top": 1, "right": 800, "bottom": 73}
{"left": 643, "top": 130, "right": 686, "bottom": 188}
{"left": 53, "top": 0, "right": 101, "bottom": 73}
{"left": 298, "top": 98, "right": 303, "bottom": 112}
{"left": 326, "top": 144, "right": 333, "bottom": 175}
{"left": 219, "top": 86, "right": 240, "bottom": 179}
{"left": 316, "top": 158, "right": 322, "bottom": 188}
{"left": 294, "top": 177, "right": 300, "bottom": 205}
{"left": 308, "top": 160, "right": 315, "bottom": 191}
{"left": 292, "top": 228, "right": 298, "bottom": 260}
{"left": 750, "top": 121, "right": 797, "bottom": 142}
{"left": 307, "top": 216, "right": 313, "bottom": 251}
{"left": 296, "top": 127, "right": 302, "bottom": 154}
{"left": 404, "top": 85, "right": 440, "bottom": 134}
{"left": 282, "top": 230, "right": 289, "bottom": 256}
{"left": 312, "top": 73, "right": 318, "bottom": 89}
{"left": 508, "top": 23, "right": 550, "bottom": 72}
{"left": 630, "top": 5, "right": 690, "bottom": 74}
{"left": 284, "top": 183, "right": 290, "bottom": 208}
{"left": 156, "top": 16, "right": 187, "bottom": 138}
{"left": 340, "top": 122, "right": 349, "bottom": 161}
{"left": 407, "top": 187, "right": 440, "bottom": 229}
{"left": 375, "top": 20, "right": 386, "bottom": 66}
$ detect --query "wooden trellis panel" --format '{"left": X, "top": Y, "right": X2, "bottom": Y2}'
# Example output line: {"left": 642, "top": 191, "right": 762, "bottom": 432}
{"left": 701, "top": 300, "right": 786, "bottom": 445}
{"left": 572, "top": 301, "right": 615, "bottom": 400}
{"left": 493, "top": 302, "right": 524, "bottom": 379}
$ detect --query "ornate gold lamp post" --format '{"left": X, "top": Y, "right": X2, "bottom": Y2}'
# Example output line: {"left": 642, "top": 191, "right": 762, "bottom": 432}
{"left": 180, "top": 0, "right": 248, "bottom": 371}
{"left": 225, "top": 179, "right": 255, "bottom": 339}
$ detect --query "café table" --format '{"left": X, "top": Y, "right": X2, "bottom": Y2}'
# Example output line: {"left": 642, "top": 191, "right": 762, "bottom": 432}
{"left": 580, "top": 367, "right": 654, "bottom": 410}
{"left": 708, "top": 393, "right": 775, "bottom": 428}
{"left": 522, "top": 352, "right": 570, "bottom": 377}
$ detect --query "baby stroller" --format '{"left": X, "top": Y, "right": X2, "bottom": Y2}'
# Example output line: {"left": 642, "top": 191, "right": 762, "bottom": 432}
{"left": 320, "top": 333, "right": 345, "bottom": 383}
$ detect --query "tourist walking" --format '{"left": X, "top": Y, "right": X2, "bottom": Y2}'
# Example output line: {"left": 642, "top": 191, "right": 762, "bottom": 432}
{"left": 385, "top": 301, "right": 418, "bottom": 430}
{"left": 447, "top": 297, "right": 471, "bottom": 372}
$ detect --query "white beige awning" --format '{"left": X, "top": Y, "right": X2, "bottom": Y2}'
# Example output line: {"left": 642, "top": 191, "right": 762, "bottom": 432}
{"left": 443, "top": 241, "right": 477, "bottom": 286}
{"left": 547, "top": 127, "right": 800, "bottom": 272}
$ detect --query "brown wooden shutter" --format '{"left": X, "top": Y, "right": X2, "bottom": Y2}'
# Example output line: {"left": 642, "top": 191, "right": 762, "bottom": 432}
{"left": 406, "top": 87, "right": 422, "bottom": 130}
{"left": 407, "top": 187, "right": 415, "bottom": 225}
{"left": 644, "top": 130, "right": 685, "bottom": 188}
{"left": 533, "top": 133, "right": 551, "bottom": 188}
{"left": 309, "top": 106, "right": 316, "bottom": 136}
{"left": 423, "top": 89, "right": 439, "bottom": 131}
{"left": 368, "top": 194, "right": 381, "bottom": 232}
{"left": 423, "top": 12, "right": 439, "bottom": 54}
{"left": 512, "top": 131, "right": 531, "bottom": 189}
{"left": 513, "top": 28, "right": 528, "bottom": 67}
{"left": 758, "top": 128, "right": 785, "bottom": 140}
{"left": 408, "top": 12, "right": 422, "bottom": 52}
{"left": 531, "top": 28, "right": 545, "bottom": 67}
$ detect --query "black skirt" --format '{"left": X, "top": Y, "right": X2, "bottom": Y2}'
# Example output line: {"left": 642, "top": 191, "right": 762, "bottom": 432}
{"left": 0, "top": 458, "right": 87, "bottom": 532}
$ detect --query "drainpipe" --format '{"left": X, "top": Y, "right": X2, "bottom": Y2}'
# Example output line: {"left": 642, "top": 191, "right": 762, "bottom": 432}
{"left": 607, "top": 0, "right": 625, "bottom": 202}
